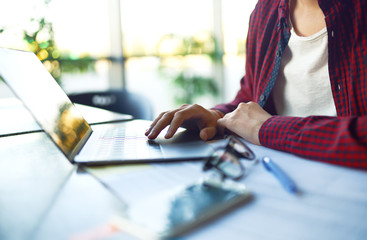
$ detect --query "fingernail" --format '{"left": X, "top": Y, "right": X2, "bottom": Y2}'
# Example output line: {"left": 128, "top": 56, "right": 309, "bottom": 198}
{"left": 201, "top": 132, "right": 207, "bottom": 141}
{"left": 147, "top": 133, "right": 155, "bottom": 139}
{"left": 165, "top": 131, "right": 172, "bottom": 139}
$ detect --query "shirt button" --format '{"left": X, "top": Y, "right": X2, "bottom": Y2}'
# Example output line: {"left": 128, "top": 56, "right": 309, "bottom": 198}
{"left": 276, "top": 51, "right": 281, "bottom": 57}
{"left": 338, "top": 84, "right": 341, "bottom": 91}
{"left": 260, "top": 95, "right": 265, "bottom": 101}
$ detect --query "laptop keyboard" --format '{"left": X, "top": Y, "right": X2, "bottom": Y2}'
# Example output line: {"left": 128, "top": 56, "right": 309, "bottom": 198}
{"left": 80, "top": 126, "right": 163, "bottom": 160}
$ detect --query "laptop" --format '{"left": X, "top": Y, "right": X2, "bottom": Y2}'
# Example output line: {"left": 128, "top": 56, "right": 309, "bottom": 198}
{"left": 0, "top": 47, "right": 214, "bottom": 165}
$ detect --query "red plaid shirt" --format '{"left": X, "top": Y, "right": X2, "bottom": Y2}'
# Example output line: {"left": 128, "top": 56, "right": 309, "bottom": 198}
{"left": 214, "top": 0, "right": 367, "bottom": 169}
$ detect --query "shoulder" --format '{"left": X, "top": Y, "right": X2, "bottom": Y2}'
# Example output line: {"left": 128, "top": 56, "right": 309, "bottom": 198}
{"left": 248, "top": 0, "right": 282, "bottom": 32}
{"left": 330, "top": 0, "right": 366, "bottom": 14}
{"left": 249, "top": 0, "right": 282, "bottom": 23}
{"left": 252, "top": 0, "right": 282, "bottom": 13}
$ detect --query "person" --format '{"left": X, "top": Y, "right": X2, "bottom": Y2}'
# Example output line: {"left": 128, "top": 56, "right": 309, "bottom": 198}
{"left": 145, "top": 0, "right": 367, "bottom": 169}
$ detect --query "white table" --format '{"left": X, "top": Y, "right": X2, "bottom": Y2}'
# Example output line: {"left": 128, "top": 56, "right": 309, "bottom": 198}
{"left": 1, "top": 101, "right": 366, "bottom": 240}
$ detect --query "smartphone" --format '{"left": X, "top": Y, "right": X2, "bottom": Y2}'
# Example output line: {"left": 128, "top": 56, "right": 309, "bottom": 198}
{"left": 116, "top": 178, "right": 252, "bottom": 240}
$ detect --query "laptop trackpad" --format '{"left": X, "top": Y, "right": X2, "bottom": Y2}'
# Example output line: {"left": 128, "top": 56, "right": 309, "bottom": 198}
{"left": 157, "top": 130, "right": 214, "bottom": 159}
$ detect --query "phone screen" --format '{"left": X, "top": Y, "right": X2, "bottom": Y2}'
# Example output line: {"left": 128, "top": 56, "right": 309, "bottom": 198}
{"left": 118, "top": 179, "right": 252, "bottom": 239}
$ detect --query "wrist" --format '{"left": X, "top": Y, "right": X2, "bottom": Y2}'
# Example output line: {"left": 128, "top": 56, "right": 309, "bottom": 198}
{"left": 210, "top": 109, "right": 225, "bottom": 119}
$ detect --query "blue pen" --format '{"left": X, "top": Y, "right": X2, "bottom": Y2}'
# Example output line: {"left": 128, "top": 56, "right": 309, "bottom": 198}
{"left": 262, "top": 156, "right": 298, "bottom": 194}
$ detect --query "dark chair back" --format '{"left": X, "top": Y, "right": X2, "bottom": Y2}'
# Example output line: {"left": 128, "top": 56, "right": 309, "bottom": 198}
{"left": 68, "top": 89, "right": 154, "bottom": 120}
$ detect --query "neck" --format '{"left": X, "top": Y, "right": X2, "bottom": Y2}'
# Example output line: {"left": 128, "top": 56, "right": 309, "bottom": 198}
{"left": 290, "top": 0, "right": 326, "bottom": 36}
{"left": 295, "top": 0, "right": 320, "bottom": 8}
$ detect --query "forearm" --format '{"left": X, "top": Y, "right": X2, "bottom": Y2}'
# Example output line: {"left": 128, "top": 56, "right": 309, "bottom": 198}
{"left": 259, "top": 115, "right": 367, "bottom": 169}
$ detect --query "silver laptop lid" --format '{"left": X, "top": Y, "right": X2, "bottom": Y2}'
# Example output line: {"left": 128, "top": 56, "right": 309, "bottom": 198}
{"left": 0, "top": 48, "right": 92, "bottom": 161}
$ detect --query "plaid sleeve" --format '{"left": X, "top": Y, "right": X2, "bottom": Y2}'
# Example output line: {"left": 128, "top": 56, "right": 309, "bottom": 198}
{"left": 259, "top": 115, "right": 367, "bottom": 169}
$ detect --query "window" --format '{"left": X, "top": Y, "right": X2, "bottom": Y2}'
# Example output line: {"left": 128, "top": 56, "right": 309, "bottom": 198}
{"left": 0, "top": 0, "right": 113, "bottom": 95}
{"left": 120, "top": 0, "right": 257, "bottom": 113}
{"left": 0, "top": 0, "right": 257, "bottom": 115}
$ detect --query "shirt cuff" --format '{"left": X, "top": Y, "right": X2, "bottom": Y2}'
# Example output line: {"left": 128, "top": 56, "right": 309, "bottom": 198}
{"left": 259, "top": 115, "right": 297, "bottom": 152}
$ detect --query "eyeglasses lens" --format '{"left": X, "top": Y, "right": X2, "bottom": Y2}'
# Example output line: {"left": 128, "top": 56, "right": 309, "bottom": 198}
{"left": 204, "top": 136, "right": 256, "bottom": 181}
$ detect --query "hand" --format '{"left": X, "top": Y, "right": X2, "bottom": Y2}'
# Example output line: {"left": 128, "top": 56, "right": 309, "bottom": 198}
{"left": 217, "top": 102, "right": 272, "bottom": 145}
{"left": 145, "top": 104, "right": 223, "bottom": 141}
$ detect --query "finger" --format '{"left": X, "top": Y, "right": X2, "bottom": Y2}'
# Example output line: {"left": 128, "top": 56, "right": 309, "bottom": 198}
{"left": 165, "top": 104, "right": 206, "bottom": 138}
{"left": 199, "top": 126, "right": 217, "bottom": 141}
{"left": 145, "top": 112, "right": 166, "bottom": 136}
{"left": 216, "top": 117, "right": 226, "bottom": 127}
{"left": 216, "top": 123, "right": 226, "bottom": 137}
{"left": 147, "top": 111, "right": 178, "bottom": 139}
{"left": 216, "top": 117, "right": 229, "bottom": 136}
{"left": 147, "top": 105, "right": 192, "bottom": 139}
{"left": 165, "top": 109, "right": 193, "bottom": 138}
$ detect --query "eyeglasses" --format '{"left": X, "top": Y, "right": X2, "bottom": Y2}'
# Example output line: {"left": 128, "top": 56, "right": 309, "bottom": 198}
{"left": 203, "top": 136, "right": 256, "bottom": 181}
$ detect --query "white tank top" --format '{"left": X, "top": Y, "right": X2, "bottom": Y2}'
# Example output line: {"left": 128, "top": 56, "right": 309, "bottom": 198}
{"left": 272, "top": 26, "right": 337, "bottom": 117}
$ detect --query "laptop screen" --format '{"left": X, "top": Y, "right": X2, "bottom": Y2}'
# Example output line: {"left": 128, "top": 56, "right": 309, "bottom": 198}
{"left": 0, "top": 48, "right": 91, "bottom": 160}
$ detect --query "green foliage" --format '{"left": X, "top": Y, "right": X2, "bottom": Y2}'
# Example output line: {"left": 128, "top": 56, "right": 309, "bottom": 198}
{"left": 157, "top": 32, "right": 222, "bottom": 62}
{"left": 173, "top": 73, "right": 218, "bottom": 105}
{"left": 59, "top": 55, "right": 95, "bottom": 73}
{"left": 22, "top": 17, "right": 94, "bottom": 85}
{"left": 0, "top": 9, "right": 95, "bottom": 86}
{"left": 23, "top": 17, "right": 62, "bottom": 82}
{"left": 157, "top": 32, "right": 221, "bottom": 105}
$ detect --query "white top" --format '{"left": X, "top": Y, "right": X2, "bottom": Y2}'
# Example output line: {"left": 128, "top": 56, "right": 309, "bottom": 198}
{"left": 272, "top": 27, "right": 337, "bottom": 117}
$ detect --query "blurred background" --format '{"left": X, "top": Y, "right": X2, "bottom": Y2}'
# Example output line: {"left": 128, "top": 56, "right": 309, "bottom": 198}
{"left": 0, "top": 0, "right": 257, "bottom": 117}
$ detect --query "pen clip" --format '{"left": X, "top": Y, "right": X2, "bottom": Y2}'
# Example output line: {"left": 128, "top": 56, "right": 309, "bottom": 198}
{"left": 262, "top": 156, "right": 272, "bottom": 171}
